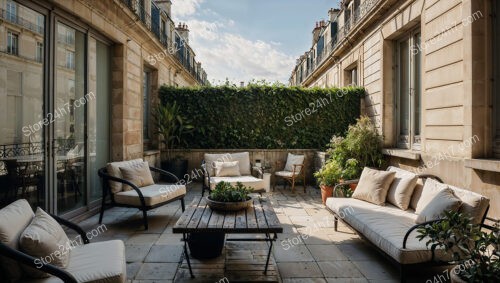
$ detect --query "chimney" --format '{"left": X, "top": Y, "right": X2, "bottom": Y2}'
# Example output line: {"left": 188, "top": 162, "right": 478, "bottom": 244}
{"left": 176, "top": 23, "right": 189, "bottom": 44}
{"left": 155, "top": 0, "right": 172, "bottom": 17}
{"left": 312, "top": 21, "right": 322, "bottom": 45}
{"left": 328, "top": 8, "right": 340, "bottom": 21}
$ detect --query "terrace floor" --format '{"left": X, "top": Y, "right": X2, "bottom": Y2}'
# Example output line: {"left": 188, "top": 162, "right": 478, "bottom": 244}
{"left": 72, "top": 183, "right": 447, "bottom": 283}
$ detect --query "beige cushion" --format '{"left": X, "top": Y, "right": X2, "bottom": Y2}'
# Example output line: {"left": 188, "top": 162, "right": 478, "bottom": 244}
{"left": 410, "top": 178, "right": 425, "bottom": 210}
{"left": 204, "top": 152, "right": 251, "bottom": 176}
{"left": 214, "top": 161, "right": 241, "bottom": 177}
{"left": 414, "top": 178, "right": 449, "bottom": 214}
{"left": 325, "top": 197, "right": 452, "bottom": 264}
{"left": 114, "top": 183, "right": 186, "bottom": 207}
{"left": 106, "top": 158, "right": 143, "bottom": 193}
{"left": 25, "top": 240, "right": 126, "bottom": 283}
{"left": 209, "top": 176, "right": 266, "bottom": 192}
{"left": 275, "top": 171, "right": 300, "bottom": 178}
{"left": 0, "top": 199, "right": 34, "bottom": 281}
{"left": 386, "top": 166, "right": 418, "bottom": 210}
{"left": 448, "top": 184, "right": 490, "bottom": 224}
{"left": 284, "top": 153, "right": 305, "bottom": 172}
{"left": 415, "top": 188, "right": 462, "bottom": 224}
{"left": 119, "top": 161, "right": 155, "bottom": 191}
{"left": 19, "top": 208, "right": 71, "bottom": 278}
{"left": 351, "top": 167, "right": 396, "bottom": 205}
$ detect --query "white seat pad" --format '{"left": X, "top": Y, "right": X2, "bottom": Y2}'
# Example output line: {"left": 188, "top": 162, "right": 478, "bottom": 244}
{"left": 114, "top": 183, "right": 186, "bottom": 207}
{"left": 210, "top": 176, "right": 265, "bottom": 192}
{"left": 325, "top": 197, "right": 452, "bottom": 264}
{"left": 275, "top": 171, "right": 299, "bottom": 177}
{"left": 27, "top": 240, "right": 126, "bottom": 283}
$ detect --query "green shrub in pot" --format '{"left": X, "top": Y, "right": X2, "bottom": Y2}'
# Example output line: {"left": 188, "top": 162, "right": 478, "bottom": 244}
{"left": 209, "top": 182, "right": 252, "bottom": 202}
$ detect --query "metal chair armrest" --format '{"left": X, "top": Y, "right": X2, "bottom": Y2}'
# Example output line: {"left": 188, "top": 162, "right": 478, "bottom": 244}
{"left": 333, "top": 179, "right": 359, "bottom": 196}
{"left": 98, "top": 168, "right": 146, "bottom": 207}
{"left": 50, "top": 214, "right": 90, "bottom": 244}
{"left": 402, "top": 219, "right": 444, "bottom": 249}
{"left": 0, "top": 243, "right": 77, "bottom": 283}
{"left": 149, "top": 166, "right": 180, "bottom": 183}
{"left": 417, "top": 174, "right": 444, "bottom": 183}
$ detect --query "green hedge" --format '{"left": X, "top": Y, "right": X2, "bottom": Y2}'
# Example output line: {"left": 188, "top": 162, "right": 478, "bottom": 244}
{"left": 158, "top": 85, "right": 364, "bottom": 149}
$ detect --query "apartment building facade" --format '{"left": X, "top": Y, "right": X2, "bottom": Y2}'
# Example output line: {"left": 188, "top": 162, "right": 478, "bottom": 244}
{"left": 0, "top": 0, "right": 208, "bottom": 217}
{"left": 290, "top": 0, "right": 499, "bottom": 218}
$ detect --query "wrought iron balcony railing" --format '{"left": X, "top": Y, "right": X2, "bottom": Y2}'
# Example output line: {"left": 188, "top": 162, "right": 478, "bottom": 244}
{"left": 0, "top": 8, "right": 44, "bottom": 35}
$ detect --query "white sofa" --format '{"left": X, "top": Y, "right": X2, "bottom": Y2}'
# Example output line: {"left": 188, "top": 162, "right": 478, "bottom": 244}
{"left": 325, "top": 166, "right": 490, "bottom": 280}
{"left": 202, "top": 152, "right": 271, "bottom": 195}
{"left": 0, "top": 199, "right": 126, "bottom": 283}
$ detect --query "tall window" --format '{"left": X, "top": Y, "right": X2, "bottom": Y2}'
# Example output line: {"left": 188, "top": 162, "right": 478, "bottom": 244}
{"left": 396, "top": 30, "right": 421, "bottom": 150}
{"left": 161, "top": 19, "right": 167, "bottom": 43}
{"left": 143, "top": 70, "right": 152, "bottom": 147}
{"left": 6, "top": 1, "right": 17, "bottom": 22}
{"left": 7, "top": 31, "right": 18, "bottom": 55}
{"left": 36, "top": 42, "right": 43, "bottom": 62}
{"left": 66, "top": 51, "right": 75, "bottom": 69}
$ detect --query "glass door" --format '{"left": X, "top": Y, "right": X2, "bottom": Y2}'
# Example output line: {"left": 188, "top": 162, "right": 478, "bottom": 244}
{"left": 54, "top": 22, "right": 87, "bottom": 214}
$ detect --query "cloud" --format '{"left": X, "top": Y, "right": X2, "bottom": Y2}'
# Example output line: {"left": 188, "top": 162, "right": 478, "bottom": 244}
{"left": 171, "top": 0, "right": 204, "bottom": 19}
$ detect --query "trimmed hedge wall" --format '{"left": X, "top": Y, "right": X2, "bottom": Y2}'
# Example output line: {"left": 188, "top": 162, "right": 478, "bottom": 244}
{"left": 158, "top": 85, "right": 364, "bottom": 149}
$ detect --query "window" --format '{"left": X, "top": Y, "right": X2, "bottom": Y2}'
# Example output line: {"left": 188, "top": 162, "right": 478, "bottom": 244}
{"left": 350, "top": 67, "right": 358, "bottom": 86}
{"left": 37, "top": 15, "right": 44, "bottom": 33}
{"left": 143, "top": 70, "right": 151, "bottom": 145}
{"left": 395, "top": 30, "right": 421, "bottom": 150}
{"left": 66, "top": 51, "right": 75, "bottom": 69}
{"left": 36, "top": 42, "right": 43, "bottom": 62}
{"left": 6, "top": 1, "right": 17, "bottom": 22}
{"left": 66, "top": 30, "right": 74, "bottom": 45}
{"left": 161, "top": 19, "right": 167, "bottom": 43}
{"left": 7, "top": 31, "right": 18, "bottom": 55}
{"left": 493, "top": 0, "right": 500, "bottom": 158}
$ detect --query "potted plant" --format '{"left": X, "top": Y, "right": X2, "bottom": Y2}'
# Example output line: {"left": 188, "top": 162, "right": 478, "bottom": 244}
{"left": 154, "top": 101, "right": 194, "bottom": 181}
{"left": 206, "top": 181, "right": 253, "bottom": 211}
{"left": 416, "top": 210, "right": 499, "bottom": 283}
{"left": 314, "top": 160, "right": 342, "bottom": 204}
{"left": 189, "top": 182, "right": 253, "bottom": 259}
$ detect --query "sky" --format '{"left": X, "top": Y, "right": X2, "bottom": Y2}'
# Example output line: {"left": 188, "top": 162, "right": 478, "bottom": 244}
{"left": 171, "top": 0, "right": 340, "bottom": 85}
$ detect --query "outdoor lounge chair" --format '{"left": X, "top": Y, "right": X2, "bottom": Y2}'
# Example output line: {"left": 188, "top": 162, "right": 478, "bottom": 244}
{"left": 273, "top": 153, "right": 305, "bottom": 193}
{"left": 98, "top": 159, "right": 186, "bottom": 230}
{"left": 0, "top": 199, "right": 126, "bottom": 283}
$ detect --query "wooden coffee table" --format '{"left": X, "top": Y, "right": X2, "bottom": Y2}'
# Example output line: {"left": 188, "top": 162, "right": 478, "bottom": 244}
{"left": 173, "top": 196, "right": 283, "bottom": 278}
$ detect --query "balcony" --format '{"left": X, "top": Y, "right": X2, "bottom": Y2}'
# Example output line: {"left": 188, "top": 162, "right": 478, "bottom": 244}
{"left": 0, "top": 8, "right": 44, "bottom": 35}
{"left": 120, "top": 0, "right": 208, "bottom": 85}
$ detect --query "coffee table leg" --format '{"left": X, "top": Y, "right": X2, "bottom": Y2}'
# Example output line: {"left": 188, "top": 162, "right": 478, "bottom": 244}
{"left": 183, "top": 233, "right": 195, "bottom": 278}
{"left": 264, "top": 233, "right": 277, "bottom": 274}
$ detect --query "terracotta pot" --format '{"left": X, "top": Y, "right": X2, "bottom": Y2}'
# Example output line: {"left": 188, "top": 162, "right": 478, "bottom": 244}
{"left": 349, "top": 183, "right": 357, "bottom": 190}
{"left": 320, "top": 185, "right": 334, "bottom": 204}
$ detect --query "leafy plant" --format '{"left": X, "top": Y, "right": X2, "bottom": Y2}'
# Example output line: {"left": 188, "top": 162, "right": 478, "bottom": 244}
{"left": 158, "top": 85, "right": 364, "bottom": 149}
{"left": 209, "top": 182, "right": 252, "bottom": 202}
{"left": 314, "top": 161, "right": 342, "bottom": 187}
{"left": 416, "top": 210, "right": 500, "bottom": 283}
{"left": 154, "top": 101, "right": 194, "bottom": 160}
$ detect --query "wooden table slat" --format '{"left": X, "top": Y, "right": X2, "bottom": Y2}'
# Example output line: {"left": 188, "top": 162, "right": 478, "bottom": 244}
{"left": 235, "top": 207, "right": 247, "bottom": 229}
{"left": 186, "top": 198, "right": 207, "bottom": 229}
{"left": 174, "top": 197, "right": 201, "bottom": 228}
{"left": 207, "top": 210, "right": 225, "bottom": 228}
{"left": 253, "top": 199, "right": 268, "bottom": 229}
{"left": 197, "top": 200, "right": 214, "bottom": 229}
{"left": 246, "top": 203, "right": 258, "bottom": 229}
{"left": 260, "top": 198, "right": 281, "bottom": 228}
{"left": 223, "top": 211, "right": 236, "bottom": 229}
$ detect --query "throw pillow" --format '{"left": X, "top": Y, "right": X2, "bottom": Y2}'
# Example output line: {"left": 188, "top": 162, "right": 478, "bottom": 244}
{"left": 106, "top": 158, "right": 143, "bottom": 193}
{"left": 119, "top": 161, "right": 155, "bottom": 191}
{"left": 386, "top": 167, "right": 418, "bottom": 210}
{"left": 415, "top": 188, "right": 462, "bottom": 224}
{"left": 214, "top": 161, "right": 241, "bottom": 177}
{"left": 284, "top": 153, "right": 305, "bottom": 172}
{"left": 351, "top": 167, "right": 396, "bottom": 205}
{"left": 19, "top": 208, "right": 71, "bottom": 278}
{"left": 415, "top": 178, "right": 449, "bottom": 214}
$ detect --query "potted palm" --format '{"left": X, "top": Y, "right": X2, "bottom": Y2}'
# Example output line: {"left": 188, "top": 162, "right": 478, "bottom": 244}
{"left": 154, "top": 101, "right": 193, "bottom": 181}
{"left": 416, "top": 210, "right": 499, "bottom": 283}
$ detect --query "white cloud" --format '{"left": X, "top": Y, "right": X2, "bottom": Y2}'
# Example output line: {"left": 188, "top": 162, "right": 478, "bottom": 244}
{"left": 171, "top": 0, "right": 204, "bottom": 19}
{"left": 173, "top": 3, "right": 295, "bottom": 84}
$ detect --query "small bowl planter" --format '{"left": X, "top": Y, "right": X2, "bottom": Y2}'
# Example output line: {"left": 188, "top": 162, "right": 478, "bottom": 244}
{"left": 206, "top": 196, "right": 252, "bottom": 212}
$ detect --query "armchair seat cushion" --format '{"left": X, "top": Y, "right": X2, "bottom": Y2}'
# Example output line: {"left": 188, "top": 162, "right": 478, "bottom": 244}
{"left": 114, "top": 184, "right": 186, "bottom": 207}
{"left": 209, "top": 176, "right": 266, "bottom": 191}
{"left": 275, "top": 171, "right": 299, "bottom": 178}
{"left": 27, "top": 240, "right": 126, "bottom": 283}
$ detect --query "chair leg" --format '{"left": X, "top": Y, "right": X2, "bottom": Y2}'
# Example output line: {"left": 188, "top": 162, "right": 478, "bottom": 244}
{"left": 303, "top": 175, "right": 306, "bottom": 193}
{"left": 99, "top": 197, "right": 106, "bottom": 224}
{"left": 142, "top": 209, "right": 149, "bottom": 230}
{"left": 273, "top": 176, "right": 276, "bottom": 191}
{"left": 291, "top": 178, "right": 296, "bottom": 193}
{"left": 334, "top": 216, "right": 338, "bottom": 231}
{"left": 181, "top": 198, "right": 185, "bottom": 211}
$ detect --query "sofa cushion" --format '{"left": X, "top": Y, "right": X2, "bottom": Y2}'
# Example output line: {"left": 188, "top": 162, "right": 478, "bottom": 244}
{"left": 325, "top": 197, "right": 452, "bottom": 264}
{"left": 114, "top": 183, "right": 186, "bottom": 207}
{"left": 119, "top": 161, "right": 155, "bottom": 191}
{"left": 415, "top": 178, "right": 449, "bottom": 214}
{"left": 214, "top": 161, "right": 241, "bottom": 177}
{"left": 106, "top": 158, "right": 143, "bottom": 193}
{"left": 275, "top": 171, "right": 300, "bottom": 177}
{"left": 409, "top": 178, "right": 425, "bottom": 211}
{"left": 209, "top": 176, "right": 266, "bottom": 192}
{"left": 205, "top": 152, "right": 251, "bottom": 176}
{"left": 284, "top": 153, "right": 305, "bottom": 172}
{"left": 19, "top": 208, "right": 71, "bottom": 278}
{"left": 448, "top": 184, "right": 490, "bottom": 224}
{"left": 0, "top": 199, "right": 34, "bottom": 281}
{"left": 415, "top": 188, "right": 462, "bottom": 224}
{"left": 386, "top": 167, "right": 418, "bottom": 210}
{"left": 351, "top": 167, "right": 396, "bottom": 206}
{"left": 25, "top": 240, "right": 126, "bottom": 283}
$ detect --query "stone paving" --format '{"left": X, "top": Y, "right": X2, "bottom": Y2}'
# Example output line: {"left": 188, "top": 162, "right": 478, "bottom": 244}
{"left": 71, "top": 183, "right": 447, "bottom": 283}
